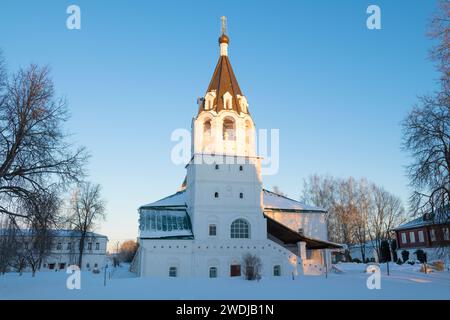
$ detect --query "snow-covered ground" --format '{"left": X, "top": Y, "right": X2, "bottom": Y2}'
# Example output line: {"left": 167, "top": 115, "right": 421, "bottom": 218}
{"left": 1, "top": 263, "right": 450, "bottom": 300}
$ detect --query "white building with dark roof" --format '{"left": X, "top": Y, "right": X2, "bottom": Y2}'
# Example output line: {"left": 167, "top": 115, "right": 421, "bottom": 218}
{"left": 133, "top": 20, "right": 341, "bottom": 278}
{"left": 0, "top": 229, "right": 108, "bottom": 272}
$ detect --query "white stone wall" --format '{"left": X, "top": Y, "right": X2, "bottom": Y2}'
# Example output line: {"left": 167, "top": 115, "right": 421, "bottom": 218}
{"left": 139, "top": 238, "right": 299, "bottom": 278}
{"left": 186, "top": 155, "right": 266, "bottom": 243}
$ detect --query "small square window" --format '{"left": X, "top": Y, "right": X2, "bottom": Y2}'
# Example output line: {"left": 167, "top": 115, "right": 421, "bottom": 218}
{"left": 430, "top": 229, "right": 436, "bottom": 241}
{"left": 418, "top": 230, "right": 425, "bottom": 242}
{"left": 401, "top": 233, "right": 407, "bottom": 244}
{"left": 209, "top": 267, "right": 218, "bottom": 278}
{"left": 444, "top": 228, "right": 450, "bottom": 241}
{"left": 169, "top": 267, "right": 177, "bottom": 277}
{"left": 273, "top": 265, "right": 281, "bottom": 276}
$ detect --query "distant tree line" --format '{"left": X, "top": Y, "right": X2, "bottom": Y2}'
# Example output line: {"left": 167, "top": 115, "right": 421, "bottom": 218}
{"left": 301, "top": 175, "right": 406, "bottom": 262}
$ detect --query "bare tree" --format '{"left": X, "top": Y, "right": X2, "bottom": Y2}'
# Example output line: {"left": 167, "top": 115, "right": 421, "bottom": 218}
{"left": 242, "top": 253, "right": 262, "bottom": 280}
{"left": 24, "top": 190, "right": 61, "bottom": 272}
{"left": 367, "top": 185, "right": 406, "bottom": 261}
{"left": 402, "top": 96, "right": 449, "bottom": 219}
{"left": 402, "top": 1, "right": 450, "bottom": 220}
{"left": 354, "top": 179, "right": 371, "bottom": 262}
{"left": 302, "top": 175, "right": 406, "bottom": 262}
{"left": 119, "top": 240, "right": 139, "bottom": 263}
{"left": 428, "top": 0, "right": 449, "bottom": 92}
{"left": 0, "top": 217, "right": 18, "bottom": 274}
{"left": 68, "top": 182, "right": 106, "bottom": 269}
{"left": 0, "top": 56, "right": 88, "bottom": 220}
{"left": 13, "top": 250, "right": 27, "bottom": 276}
{"left": 301, "top": 174, "right": 337, "bottom": 240}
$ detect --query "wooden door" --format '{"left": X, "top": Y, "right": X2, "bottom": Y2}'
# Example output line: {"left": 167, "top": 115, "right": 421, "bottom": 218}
{"left": 230, "top": 264, "right": 241, "bottom": 277}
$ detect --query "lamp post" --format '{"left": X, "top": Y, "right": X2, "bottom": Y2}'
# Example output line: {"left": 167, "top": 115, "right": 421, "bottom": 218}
{"left": 104, "top": 263, "right": 108, "bottom": 286}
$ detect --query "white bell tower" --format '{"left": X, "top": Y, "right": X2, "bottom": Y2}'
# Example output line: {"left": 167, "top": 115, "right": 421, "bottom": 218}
{"left": 185, "top": 17, "right": 266, "bottom": 243}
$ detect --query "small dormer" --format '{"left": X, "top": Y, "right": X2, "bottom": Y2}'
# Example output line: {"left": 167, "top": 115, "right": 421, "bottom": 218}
{"left": 204, "top": 91, "right": 217, "bottom": 110}
{"left": 223, "top": 92, "right": 233, "bottom": 110}
{"left": 236, "top": 95, "right": 248, "bottom": 113}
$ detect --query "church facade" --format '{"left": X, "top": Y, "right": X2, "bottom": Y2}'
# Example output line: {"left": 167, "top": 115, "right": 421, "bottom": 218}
{"left": 133, "top": 21, "right": 340, "bottom": 278}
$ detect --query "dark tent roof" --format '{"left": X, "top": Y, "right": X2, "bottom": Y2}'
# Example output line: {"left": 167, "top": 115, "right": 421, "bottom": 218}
{"left": 198, "top": 33, "right": 248, "bottom": 115}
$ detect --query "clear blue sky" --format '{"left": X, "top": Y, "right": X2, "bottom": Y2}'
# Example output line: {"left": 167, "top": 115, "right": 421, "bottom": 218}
{"left": 0, "top": 0, "right": 440, "bottom": 245}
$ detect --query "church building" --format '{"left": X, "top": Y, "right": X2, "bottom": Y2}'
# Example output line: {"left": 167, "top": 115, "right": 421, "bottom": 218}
{"left": 132, "top": 19, "right": 341, "bottom": 278}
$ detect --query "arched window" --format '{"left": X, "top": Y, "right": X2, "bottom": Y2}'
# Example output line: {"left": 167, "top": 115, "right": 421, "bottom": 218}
{"left": 223, "top": 92, "right": 233, "bottom": 110}
{"left": 209, "top": 267, "right": 218, "bottom": 278}
{"left": 223, "top": 117, "right": 236, "bottom": 141}
{"left": 230, "top": 219, "right": 250, "bottom": 239}
{"left": 205, "top": 91, "right": 216, "bottom": 110}
{"left": 204, "top": 119, "right": 212, "bottom": 136}
{"left": 245, "top": 120, "right": 252, "bottom": 145}
{"left": 237, "top": 94, "right": 248, "bottom": 113}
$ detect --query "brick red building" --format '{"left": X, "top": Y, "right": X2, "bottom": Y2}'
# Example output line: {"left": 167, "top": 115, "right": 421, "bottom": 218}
{"left": 394, "top": 212, "right": 450, "bottom": 261}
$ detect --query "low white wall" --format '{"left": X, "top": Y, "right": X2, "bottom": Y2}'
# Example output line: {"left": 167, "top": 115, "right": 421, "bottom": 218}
{"left": 139, "top": 238, "right": 299, "bottom": 278}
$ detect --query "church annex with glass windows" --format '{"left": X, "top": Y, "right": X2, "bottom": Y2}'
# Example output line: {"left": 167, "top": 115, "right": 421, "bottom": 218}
{"left": 132, "top": 19, "right": 341, "bottom": 278}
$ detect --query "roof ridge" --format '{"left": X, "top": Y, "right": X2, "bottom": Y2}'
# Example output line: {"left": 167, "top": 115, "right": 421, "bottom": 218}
{"left": 263, "top": 188, "right": 302, "bottom": 204}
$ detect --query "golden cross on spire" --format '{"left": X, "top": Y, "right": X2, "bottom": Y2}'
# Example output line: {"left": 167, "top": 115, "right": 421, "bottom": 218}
{"left": 221, "top": 16, "right": 227, "bottom": 35}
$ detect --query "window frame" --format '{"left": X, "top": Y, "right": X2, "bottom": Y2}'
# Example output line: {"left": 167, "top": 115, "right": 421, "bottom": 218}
{"left": 418, "top": 230, "right": 425, "bottom": 242}
{"left": 223, "top": 117, "right": 236, "bottom": 141}
{"left": 401, "top": 233, "right": 407, "bottom": 244}
{"left": 169, "top": 266, "right": 178, "bottom": 277}
{"left": 430, "top": 229, "right": 436, "bottom": 241}
{"left": 209, "top": 224, "right": 217, "bottom": 236}
{"left": 409, "top": 231, "right": 416, "bottom": 243}
{"left": 273, "top": 265, "right": 281, "bottom": 276}
{"left": 230, "top": 218, "right": 250, "bottom": 239}
{"left": 209, "top": 267, "right": 218, "bottom": 278}
{"left": 444, "top": 227, "right": 450, "bottom": 241}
